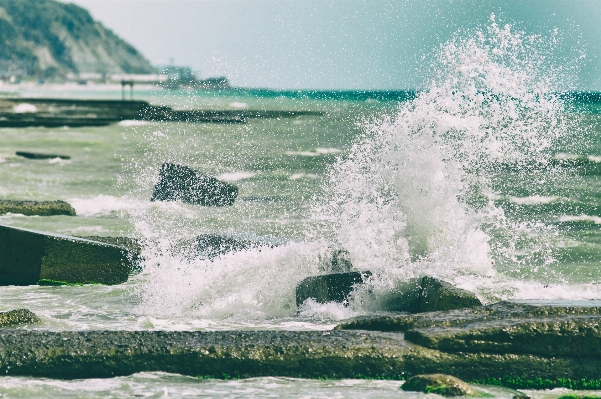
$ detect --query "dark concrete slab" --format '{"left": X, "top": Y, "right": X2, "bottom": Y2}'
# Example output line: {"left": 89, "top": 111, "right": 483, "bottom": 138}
{"left": 0, "top": 224, "right": 132, "bottom": 285}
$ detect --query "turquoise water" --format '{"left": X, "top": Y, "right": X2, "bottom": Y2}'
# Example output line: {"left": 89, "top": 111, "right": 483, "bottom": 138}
{"left": 2, "top": 20, "right": 601, "bottom": 397}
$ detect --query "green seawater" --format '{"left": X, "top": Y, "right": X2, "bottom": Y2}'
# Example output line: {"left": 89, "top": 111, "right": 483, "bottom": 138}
{"left": 1, "top": 85, "right": 601, "bottom": 397}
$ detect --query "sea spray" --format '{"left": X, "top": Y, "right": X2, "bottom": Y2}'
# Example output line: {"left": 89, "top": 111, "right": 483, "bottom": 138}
{"left": 312, "top": 15, "right": 590, "bottom": 309}
{"left": 128, "top": 16, "right": 598, "bottom": 323}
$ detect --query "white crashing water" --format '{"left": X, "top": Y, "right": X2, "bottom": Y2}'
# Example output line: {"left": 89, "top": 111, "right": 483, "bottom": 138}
{"left": 133, "top": 17, "right": 598, "bottom": 323}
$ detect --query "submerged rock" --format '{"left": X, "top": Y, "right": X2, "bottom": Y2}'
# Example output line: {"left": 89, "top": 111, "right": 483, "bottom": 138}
{"left": 0, "top": 224, "right": 133, "bottom": 285}
{"left": 15, "top": 151, "right": 70, "bottom": 160}
{"left": 0, "top": 200, "right": 76, "bottom": 216}
{"left": 401, "top": 374, "right": 477, "bottom": 397}
{"left": 151, "top": 163, "right": 238, "bottom": 206}
{"left": 296, "top": 271, "right": 372, "bottom": 306}
{"left": 0, "top": 309, "right": 40, "bottom": 327}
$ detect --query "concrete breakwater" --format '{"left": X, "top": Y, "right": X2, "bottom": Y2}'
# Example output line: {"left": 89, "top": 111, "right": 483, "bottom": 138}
{"left": 0, "top": 98, "right": 323, "bottom": 127}
{"left": 2, "top": 301, "right": 601, "bottom": 386}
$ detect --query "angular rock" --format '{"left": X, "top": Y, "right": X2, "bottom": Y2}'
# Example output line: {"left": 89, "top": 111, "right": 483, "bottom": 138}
{"left": 0, "top": 224, "right": 133, "bottom": 285}
{"left": 0, "top": 309, "right": 40, "bottom": 327}
{"left": 418, "top": 276, "right": 482, "bottom": 312}
{"left": 296, "top": 271, "right": 372, "bottom": 306}
{"left": 151, "top": 163, "right": 238, "bottom": 206}
{"left": 401, "top": 374, "right": 477, "bottom": 397}
{"left": 0, "top": 200, "right": 76, "bottom": 216}
{"left": 15, "top": 151, "right": 70, "bottom": 160}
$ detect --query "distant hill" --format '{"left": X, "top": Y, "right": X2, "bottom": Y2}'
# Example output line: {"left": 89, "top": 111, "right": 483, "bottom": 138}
{"left": 0, "top": 0, "right": 154, "bottom": 79}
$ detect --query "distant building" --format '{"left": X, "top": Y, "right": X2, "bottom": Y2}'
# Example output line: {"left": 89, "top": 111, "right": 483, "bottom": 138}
{"left": 155, "top": 65, "right": 230, "bottom": 89}
{"left": 159, "top": 66, "right": 196, "bottom": 83}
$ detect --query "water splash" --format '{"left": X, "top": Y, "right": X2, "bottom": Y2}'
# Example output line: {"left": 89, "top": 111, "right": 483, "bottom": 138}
{"left": 131, "top": 16, "right": 596, "bottom": 323}
{"left": 312, "top": 15, "right": 587, "bottom": 305}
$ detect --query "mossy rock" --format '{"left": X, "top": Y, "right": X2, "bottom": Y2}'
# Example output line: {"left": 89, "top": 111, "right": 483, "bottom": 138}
{"left": 0, "top": 309, "right": 40, "bottom": 327}
{"left": 402, "top": 374, "right": 480, "bottom": 396}
{"left": 0, "top": 200, "right": 75, "bottom": 216}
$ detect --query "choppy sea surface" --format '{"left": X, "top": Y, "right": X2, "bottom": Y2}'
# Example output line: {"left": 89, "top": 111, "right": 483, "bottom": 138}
{"left": 2, "top": 19, "right": 601, "bottom": 397}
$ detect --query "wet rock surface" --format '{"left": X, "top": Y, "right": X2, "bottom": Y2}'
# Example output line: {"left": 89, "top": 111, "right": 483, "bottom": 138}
{"left": 0, "top": 309, "right": 40, "bottom": 327}
{"left": 0, "top": 329, "right": 601, "bottom": 382}
{"left": 15, "top": 151, "right": 70, "bottom": 160}
{"left": 0, "top": 224, "right": 133, "bottom": 285}
{"left": 401, "top": 374, "right": 477, "bottom": 397}
{"left": 404, "top": 315, "right": 601, "bottom": 357}
{"left": 151, "top": 163, "right": 238, "bottom": 206}
{"left": 296, "top": 271, "right": 372, "bottom": 306}
{"left": 297, "top": 274, "right": 481, "bottom": 312}
{"left": 0, "top": 200, "right": 76, "bottom": 216}
{"left": 337, "top": 300, "right": 601, "bottom": 332}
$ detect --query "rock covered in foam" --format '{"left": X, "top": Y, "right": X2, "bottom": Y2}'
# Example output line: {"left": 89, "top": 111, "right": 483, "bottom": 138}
{"left": 296, "top": 271, "right": 481, "bottom": 313}
{"left": 296, "top": 271, "right": 372, "bottom": 307}
{"left": 0, "top": 200, "right": 76, "bottom": 216}
{"left": 401, "top": 374, "right": 477, "bottom": 397}
{"left": 150, "top": 163, "right": 238, "bottom": 206}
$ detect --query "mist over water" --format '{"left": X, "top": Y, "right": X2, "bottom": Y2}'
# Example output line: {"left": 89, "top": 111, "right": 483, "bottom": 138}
{"left": 126, "top": 17, "right": 601, "bottom": 324}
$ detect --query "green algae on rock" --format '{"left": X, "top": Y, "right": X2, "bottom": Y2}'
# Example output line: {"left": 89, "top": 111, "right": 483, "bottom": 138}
{"left": 0, "top": 224, "right": 133, "bottom": 285}
{"left": 0, "top": 200, "right": 76, "bottom": 216}
{"left": 0, "top": 309, "right": 40, "bottom": 327}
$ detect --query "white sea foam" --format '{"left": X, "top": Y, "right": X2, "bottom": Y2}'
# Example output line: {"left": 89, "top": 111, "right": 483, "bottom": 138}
{"left": 118, "top": 120, "right": 150, "bottom": 127}
{"left": 48, "top": 157, "right": 70, "bottom": 164}
{"left": 285, "top": 148, "right": 341, "bottom": 157}
{"left": 588, "top": 155, "right": 601, "bottom": 163}
{"left": 216, "top": 172, "right": 256, "bottom": 181}
{"left": 559, "top": 215, "right": 601, "bottom": 224}
{"left": 554, "top": 152, "right": 579, "bottom": 160}
{"left": 289, "top": 173, "right": 318, "bottom": 180}
{"left": 509, "top": 195, "right": 559, "bottom": 205}
{"left": 229, "top": 102, "right": 248, "bottom": 109}
{"left": 13, "top": 103, "right": 37, "bottom": 113}
{"left": 69, "top": 195, "right": 194, "bottom": 218}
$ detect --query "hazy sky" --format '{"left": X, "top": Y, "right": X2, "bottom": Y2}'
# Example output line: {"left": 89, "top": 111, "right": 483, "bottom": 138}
{"left": 62, "top": 0, "right": 601, "bottom": 90}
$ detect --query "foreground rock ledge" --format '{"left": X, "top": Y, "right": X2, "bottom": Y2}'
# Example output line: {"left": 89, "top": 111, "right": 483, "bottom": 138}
{"left": 1, "top": 329, "right": 601, "bottom": 382}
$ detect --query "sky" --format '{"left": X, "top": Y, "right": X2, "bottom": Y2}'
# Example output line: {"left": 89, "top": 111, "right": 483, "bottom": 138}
{"left": 62, "top": 0, "right": 601, "bottom": 90}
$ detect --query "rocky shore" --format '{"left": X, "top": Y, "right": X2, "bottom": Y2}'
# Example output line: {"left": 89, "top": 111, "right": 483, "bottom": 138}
{"left": 1, "top": 300, "right": 601, "bottom": 388}
{"left": 0, "top": 98, "right": 324, "bottom": 127}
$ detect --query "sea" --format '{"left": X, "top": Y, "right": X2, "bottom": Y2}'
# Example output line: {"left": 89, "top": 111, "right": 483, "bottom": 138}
{"left": 1, "top": 20, "right": 601, "bottom": 397}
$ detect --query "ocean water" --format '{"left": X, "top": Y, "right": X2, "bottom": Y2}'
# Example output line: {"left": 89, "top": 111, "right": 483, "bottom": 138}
{"left": 1, "top": 18, "right": 601, "bottom": 397}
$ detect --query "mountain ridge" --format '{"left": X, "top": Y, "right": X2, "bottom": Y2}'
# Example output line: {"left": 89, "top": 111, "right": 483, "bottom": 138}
{"left": 0, "top": 0, "right": 154, "bottom": 79}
